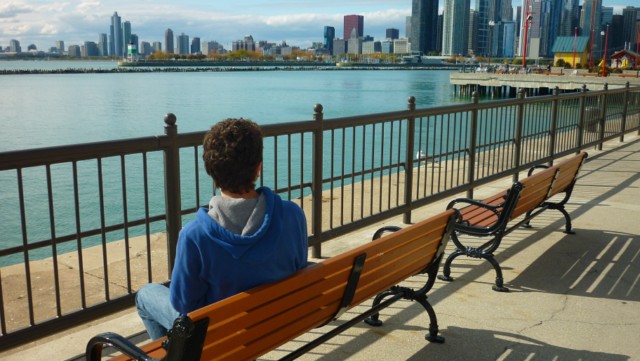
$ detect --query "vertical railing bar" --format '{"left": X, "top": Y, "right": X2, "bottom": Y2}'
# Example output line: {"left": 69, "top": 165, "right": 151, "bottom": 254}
{"left": 415, "top": 116, "right": 423, "bottom": 200}
{"left": 387, "top": 121, "right": 394, "bottom": 209}
{"left": 350, "top": 127, "right": 356, "bottom": 223}
{"left": 425, "top": 115, "right": 431, "bottom": 197}
{"left": 395, "top": 120, "right": 402, "bottom": 207}
{"left": 369, "top": 124, "right": 375, "bottom": 216}
{"left": 193, "top": 146, "right": 201, "bottom": 208}
{"left": 311, "top": 105, "right": 324, "bottom": 258}
{"left": 378, "top": 122, "right": 385, "bottom": 213}
{"left": 142, "top": 153, "right": 153, "bottom": 284}
{"left": 274, "top": 135, "right": 279, "bottom": 199}
{"left": 621, "top": 82, "right": 630, "bottom": 142}
{"left": 598, "top": 83, "right": 608, "bottom": 150}
{"left": 513, "top": 89, "right": 525, "bottom": 182}
{"left": 71, "top": 161, "right": 87, "bottom": 309}
{"left": 120, "top": 155, "right": 132, "bottom": 293}
{"left": 299, "top": 132, "right": 304, "bottom": 213}
{"left": 467, "top": 92, "right": 479, "bottom": 198}
{"left": 360, "top": 125, "right": 366, "bottom": 219}
{"left": 430, "top": 115, "right": 437, "bottom": 196}
{"left": 549, "top": 87, "right": 559, "bottom": 165}
{"left": 444, "top": 112, "right": 450, "bottom": 190}
{"left": 577, "top": 85, "right": 587, "bottom": 152}
{"left": 287, "top": 134, "right": 292, "bottom": 201}
{"left": 97, "top": 158, "right": 110, "bottom": 301}
{"left": 340, "top": 128, "right": 346, "bottom": 226}
{"left": 17, "top": 169, "right": 36, "bottom": 326}
{"left": 404, "top": 97, "right": 416, "bottom": 223}
{"left": 163, "top": 114, "right": 181, "bottom": 275}
{"left": 438, "top": 112, "right": 444, "bottom": 193}
{"left": 45, "top": 165, "right": 62, "bottom": 317}
{"left": 329, "top": 130, "right": 334, "bottom": 230}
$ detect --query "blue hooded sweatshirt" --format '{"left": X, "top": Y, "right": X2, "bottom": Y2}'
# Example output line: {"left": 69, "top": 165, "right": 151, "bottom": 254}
{"left": 169, "top": 186, "right": 308, "bottom": 314}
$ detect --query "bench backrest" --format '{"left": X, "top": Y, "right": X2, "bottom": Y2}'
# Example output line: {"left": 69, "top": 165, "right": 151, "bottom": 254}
{"left": 114, "top": 209, "right": 456, "bottom": 361}
{"left": 510, "top": 166, "right": 559, "bottom": 220}
{"left": 546, "top": 152, "right": 588, "bottom": 198}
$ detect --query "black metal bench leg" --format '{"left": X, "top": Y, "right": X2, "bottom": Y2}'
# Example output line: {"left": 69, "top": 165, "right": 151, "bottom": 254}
{"left": 557, "top": 206, "right": 575, "bottom": 234}
{"left": 483, "top": 253, "right": 509, "bottom": 292}
{"left": 437, "top": 248, "right": 464, "bottom": 282}
{"left": 414, "top": 294, "right": 445, "bottom": 343}
{"left": 364, "top": 289, "right": 397, "bottom": 327}
{"left": 522, "top": 210, "right": 533, "bottom": 228}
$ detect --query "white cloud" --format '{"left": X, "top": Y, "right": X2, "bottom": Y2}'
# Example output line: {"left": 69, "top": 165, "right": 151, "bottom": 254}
{"left": 0, "top": 1, "right": 34, "bottom": 18}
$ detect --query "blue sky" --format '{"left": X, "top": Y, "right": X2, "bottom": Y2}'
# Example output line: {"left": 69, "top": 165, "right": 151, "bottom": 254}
{"left": 0, "top": 0, "right": 637, "bottom": 51}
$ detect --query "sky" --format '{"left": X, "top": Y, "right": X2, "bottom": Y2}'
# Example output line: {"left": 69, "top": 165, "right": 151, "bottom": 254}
{"left": 0, "top": 0, "right": 638, "bottom": 51}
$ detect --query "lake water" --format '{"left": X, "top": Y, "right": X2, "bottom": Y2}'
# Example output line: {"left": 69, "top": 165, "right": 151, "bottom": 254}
{"left": 0, "top": 60, "right": 462, "bottom": 265}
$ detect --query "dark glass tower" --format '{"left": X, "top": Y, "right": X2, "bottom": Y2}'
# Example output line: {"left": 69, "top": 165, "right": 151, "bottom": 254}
{"left": 110, "top": 12, "right": 123, "bottom": 57}
{"left": 410, "top": 0, "right": 439, "bottom": 54}
{"left": 324, "top": 26, "right": 335, "bottom": 54}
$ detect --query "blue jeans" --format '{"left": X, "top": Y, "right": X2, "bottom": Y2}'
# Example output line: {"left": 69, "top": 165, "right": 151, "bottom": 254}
{"left": 135, "top": 283, "right": 181, "bottom": 340}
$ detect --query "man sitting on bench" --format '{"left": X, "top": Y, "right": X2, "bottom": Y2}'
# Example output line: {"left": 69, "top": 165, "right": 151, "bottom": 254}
{"left": 135, "top": 118, "right": 309, "bottom": 340}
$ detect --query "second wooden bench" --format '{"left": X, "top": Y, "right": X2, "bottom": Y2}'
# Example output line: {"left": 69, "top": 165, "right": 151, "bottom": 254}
{"left": 438, "top": 152, "right": 588, "bottom": 292}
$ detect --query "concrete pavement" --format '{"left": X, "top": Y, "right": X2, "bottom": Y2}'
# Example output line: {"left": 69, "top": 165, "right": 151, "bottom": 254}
{"left": 1, "top": 134, "right": 639, "bottom": 361}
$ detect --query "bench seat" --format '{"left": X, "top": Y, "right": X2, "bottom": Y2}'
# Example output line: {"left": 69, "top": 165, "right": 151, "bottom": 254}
{"left": 87, "top": 209, "right": 458, "bottom": 361}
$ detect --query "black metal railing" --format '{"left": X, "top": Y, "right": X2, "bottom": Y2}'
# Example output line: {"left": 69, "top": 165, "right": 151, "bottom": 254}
{"left": 1, "top": 83, "right": 639, "bottom": 349}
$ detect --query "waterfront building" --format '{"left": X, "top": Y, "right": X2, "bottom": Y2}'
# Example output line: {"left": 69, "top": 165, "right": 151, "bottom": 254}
{"left": 55, "top": 41, "right": 64, "bottom": 55}
{"left": 98, "top": 33, "right": 108, "bottom": 56}
{"left": 177, "top": 33, "right": 190, "bottom": 55}
{"left": 499, "top": 21, "right": 516, "bottom": 57}
{"left": 410, "top": 0, "right": 439, "bottom": 54}
{"left": 436, "top": 14, "right": 444, "bottom": 54}
{"left": 130, "top": 34, "right": 139, "bottom": 54}
{"left": 202, "top": 41, "right": 224, "bottom": 55}
{"left": 122, "top": 21, "right": 131, "bottom": 55}
{"left": 82, "top": 41, "right": 99, "bottom": 57}
{"left": 140, "top": 41, "right": 151, "bottom": 56}
{"left": 9, "top": 39, "right": 21, "bottom": 53}
{"left": 324, "top": 26, "right": 335, "bottom": 55}
{"left": 332, "top": 39, "right": 347, "bottom": 57}
{"left": 386, "top": 28, "right": 400, "bottom": 40}
{"left": 476, "top": 0, "right": 503, "bottom": 57}
{"left": 406, "top": 16, "right": 412, "bottom": 39}
{"left": 551, "top": 35, "right": 589, "bottom": 67}
{"left": 347, "top": 37, "right": 363, "bottom": 54}
{"left": 344, "top": 15, "right": 364, "bottom": 40}
{"left": 68, "top": 45, "right": 81, "bottom": 57}
{"left": 362, "top": 40, "right": 381, "bottom": 54}
{"left": 622, "top": 7, "right": 640, "bottom": 51}
{"left": 394, "top": 38, "right": 411, "bottom": 54}
{"left": 468, "top": 10, "right": 479, "bottom": 55}
{"left": 110, "top": 12, "right": 123, "bottom": 57}
{"left": 442, "top": 0, "right": 470, "bottom": 56}
{"left": 232, "top": 36, "right": 256, "bottom": 52}
{"left": 381, "top": 40, "right": 394, "bottom": 54}
{"left": 191, "top": 37, "right": 201, "bottom": 54}
{"left": 610, "top": 14, "right": 624, "bottom": 52}
{"left": 152, "top": 42, "right": 162, "bottom": 53}
{"left": 165, "top": 28, "right": 174, "bottom": 54}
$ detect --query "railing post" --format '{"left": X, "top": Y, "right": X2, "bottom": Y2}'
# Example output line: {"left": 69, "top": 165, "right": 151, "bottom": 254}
{"left": 577, "top": 84, "right": 587, "bottom": 152}
{"left": 620, "top": 82, "right": 630, "bottom": 142}
{"left": 549, "top": 86, "right": 560, "bottom": 165}
{"left": 163, "top": 113, "right": 181, "bottom": 276}
{"left": 598, "top": 83, "right": 608, "bottom": 151}
{"left": 311, "top": 104, "right": 324, "bottom": 259}
{"left": 467, "top": 91, "right": 479, "bottom": 199}
{"left": 513, "top": 88, "right": 525, "bottom": 183}
{"left": 403, "top": 96, "right": 416, "bottom": 225}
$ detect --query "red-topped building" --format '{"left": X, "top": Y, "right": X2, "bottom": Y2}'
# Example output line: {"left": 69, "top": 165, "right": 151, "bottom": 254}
{"left": 344, "top": 15, "right": 364, "bottom": 40}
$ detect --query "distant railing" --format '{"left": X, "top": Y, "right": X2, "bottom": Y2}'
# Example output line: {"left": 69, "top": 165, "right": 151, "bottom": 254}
{"left": 0, "top": 83, "right": 639, "bottom": 350}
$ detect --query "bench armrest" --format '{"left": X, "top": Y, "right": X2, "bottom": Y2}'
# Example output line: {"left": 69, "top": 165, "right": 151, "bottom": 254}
{"left": 86, "top": 332, "right": 158, "bottom": 361}
{"left": 527, "top": 164, "right": 550, "bottom": 176}
{"left": 446, "top": 197, "right": 502, "bottom": 213}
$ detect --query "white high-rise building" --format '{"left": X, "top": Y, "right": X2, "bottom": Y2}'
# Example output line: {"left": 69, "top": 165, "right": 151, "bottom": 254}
{"left": 442, "top": 0, "right": 471, "bottom": 56}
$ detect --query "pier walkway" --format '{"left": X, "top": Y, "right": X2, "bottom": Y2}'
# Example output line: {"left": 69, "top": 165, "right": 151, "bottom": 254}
{"left": 1, "top": 135, "right": 639, "bottom": 361}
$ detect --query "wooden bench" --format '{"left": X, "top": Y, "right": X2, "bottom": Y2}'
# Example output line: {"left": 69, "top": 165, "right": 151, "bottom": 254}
{"left": 86, "top": 209, "right": 458, "bottom": 361}
{"left": 437, "top": 152, "right": 588, "bottom": 292}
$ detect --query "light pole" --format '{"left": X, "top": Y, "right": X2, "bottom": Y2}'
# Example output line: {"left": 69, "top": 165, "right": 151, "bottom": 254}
{"left": 522, "top": 0, "right": 533, "bottom": 73}
{"left": 488, "top": 20, "right": 495, "bottom": 70}
{"left": 572, "top": 27, "right": 577, "bottom": 68}
{"left": 602, "top": 24, "right": 609, "bottom": 77}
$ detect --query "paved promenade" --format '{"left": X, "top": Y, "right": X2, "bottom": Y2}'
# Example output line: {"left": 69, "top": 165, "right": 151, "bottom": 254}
{"left": 2, "top": 135, "right": 639, "bottom": 361}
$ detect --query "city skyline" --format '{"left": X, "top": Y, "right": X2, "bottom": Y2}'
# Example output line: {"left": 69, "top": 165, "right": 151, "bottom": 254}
{"left": 1, "top": 0, "right": 636, "bottom": 51}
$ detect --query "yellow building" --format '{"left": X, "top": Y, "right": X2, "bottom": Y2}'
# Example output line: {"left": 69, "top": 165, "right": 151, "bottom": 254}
{"left": 551, "top": 36, "right": 590, "bottom": 68}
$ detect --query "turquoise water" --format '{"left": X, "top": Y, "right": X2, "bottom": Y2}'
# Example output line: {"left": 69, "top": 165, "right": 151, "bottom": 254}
{"left": 0, "top": 61, "right": 462, "bottom": 265}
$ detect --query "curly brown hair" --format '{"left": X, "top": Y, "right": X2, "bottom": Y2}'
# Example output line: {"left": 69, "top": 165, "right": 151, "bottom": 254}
{"left": 202, "top": 118, "right": 263, "bottom": 194}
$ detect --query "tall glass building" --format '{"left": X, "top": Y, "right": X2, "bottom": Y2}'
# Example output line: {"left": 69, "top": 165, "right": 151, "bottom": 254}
{"left": 410, "top": 0, "right": 439, "bottom": 54}
{"left": 110, "top": 12, "right": 123, "bottom": 57}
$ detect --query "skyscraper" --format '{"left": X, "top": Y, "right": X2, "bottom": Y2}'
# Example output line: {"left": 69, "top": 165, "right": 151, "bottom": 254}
{"left": 165, "top": 28, "right": 174, "bottom": 54}
{"left": 442, "top": 0, "right": 471, "bottom": 56}
{"left": 177, "top": 33, "right": 190, "bottom": 55}
{"left": 476, "top": 0, "right": 503, "bottom": 56}
{"left": 386, "top": 28, "right": 400, "bottom": 40}
{"left": 98, "top": 33, "right": 108, "bottom": 56}
{"left": 110, "top": 12, "right": 123, "bottom": 57}
{"left": 582, "top": 0, "right": 602, "bottom": 57}
{"left": 324, "top": 26, "right": 335, "bottom": 54}
{"left": 191, "top": 37, "right": 201, "bottom": 54}
{"left": 344, "top": 15, "right": 364, "bottom": 39}
{"left": 622, "top": 6, "right": 640, "bottom": 50}
{"left": 122, "top": 21, "right": 131, "bottom": 54}
{"left": 410, "top": 0, "right": 439, "bottom": 54}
